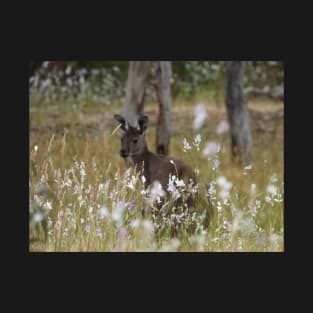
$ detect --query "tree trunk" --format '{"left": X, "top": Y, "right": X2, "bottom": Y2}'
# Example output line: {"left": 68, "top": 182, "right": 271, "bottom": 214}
{"left": 123, "top": 61, "right": 151, "bottom": 127}
{"left": 123, "top": 61, "right": 172, "bottom": 155}
{"left": 154, "top": 61, "right": 172, "bottom": 155}
{"left": 225, "top": 61, "right": 252, "bottom": 164}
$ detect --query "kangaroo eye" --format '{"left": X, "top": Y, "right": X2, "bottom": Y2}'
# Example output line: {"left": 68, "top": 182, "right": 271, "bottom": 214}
{"left": 133, "top": 139, "right": 138, "bottom": 144}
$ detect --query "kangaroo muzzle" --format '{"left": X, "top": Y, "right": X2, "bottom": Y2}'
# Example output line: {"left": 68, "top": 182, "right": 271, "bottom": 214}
{"left": 120, "top": 149, "right": 129, "bottom": 158}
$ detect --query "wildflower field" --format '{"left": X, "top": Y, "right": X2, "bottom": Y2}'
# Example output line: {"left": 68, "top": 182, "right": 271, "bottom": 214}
{"left": 29, "top": 96, "right": 284, "bottom": 252}
{"left": 29, "top": 62, "right": 284, "bottom": 252}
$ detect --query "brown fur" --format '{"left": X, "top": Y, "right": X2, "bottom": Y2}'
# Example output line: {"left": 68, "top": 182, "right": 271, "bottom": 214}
{"left": 114, "top": 114, "right": 196, "bottom": 211}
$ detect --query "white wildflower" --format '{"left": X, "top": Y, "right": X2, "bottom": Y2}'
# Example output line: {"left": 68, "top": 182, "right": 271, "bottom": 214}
{"left": 193, "top": 134, "right": 202, "bottom": 151}
{"left": 216, "top": 120, "right": 229, "bottom": 135}
{"left": 223, "top": 198, "right": 230, "bottom": 206}
{"left": 269, "top": 233, "right": 282, "bottom": 246}
{"left": 148, "top": 180, "right": 165, "bottom": 203}
{"left": 230, "top": 203, "right": 237, "bottom": 216}
{"left": 104, "top": 180, "right": 110, "bottom": 189}
{"left": 175, "top": 178, "right": 186, "bottom": 188}
{"left": 203, "top": 141, "right": 220, "bottom": 157}
{"left": 270, "top": 173, "right": 278, "bottom": 183}
{"left": 167, "top": 175, "right": 182, "bottom": 200}
{"left": 240, "top": 217, "right": 256, "bottom": 235}
{"left": 65, "top": 179, "right": 72, "bottom": 187}
{"left": 66, "top": 65, "right": 72, "bottom": 75}
{"left": 249, "top": 203, "right": 258, "bottom": 218}
{"left": 85, "top": 184, "right": 92, "bottom": 194}
{"left": 44, "top": 201, "right": 53, "bottom": 211}
{"left": 96, "top": 228, "right": 103, "bottom": 239}
{"left": 265, "top": 196, "right": 271, "bottom": 203}
{"left": 208, "top": 183, "right": 216, "bottom": 196}
{"left": 124, "top": 168, "right": 131, "bottom": 177}
{"left": 220, "top": 190, "right": 230, "bottom": 200}
{"left": 216, "top": 176, "right": 232, "bottom": 190}
{"left": 267, "top": 184, "right": 277, "bottom": 195}
{"left": 112, "top": 201, "right": 126, "bottom": 222}
{"left": 216, "top": 176, "right": 232, "bottom": 199}
{"left": 194, "top": 167, "right": 200, "bottom": 176}
{"left": 141, "top": 175, "right": 146, "bottom": 184}
{"left": 65, "top": 208, "right": 72, "bottom": 216}
{"left": 232, "top": 210, "right": 243, "bottom": 232}
{"left": 127, "top": 175, "right": 137, "bottom": 191}
{"left": 216, "top": 201, "right": 222, "bottom": 213}
{"left": 167, "top": 175, "right": 177, "bottom": 193}
{"left": 131, "top": 219, "right": 140, "bottom": 229}
{"left": 98, "top": 183, "right": 104, "bottom": 192}
{"left": 118, "top": 228, "right": 127, "bottom": 240}
{"left": 251, "top": 183, "right": 256, "bottom": 194}
{"left": 80, "top": 168, "right": 86, "bottom": 179}
{"left": 183, "top": 138, "right": 192, "bottom": 152}
{"left": 99, "top": 205, "right": 109, "bottom": 218}
{"left": 73, "top": 184, "right": 80, "bottom": 194}
{"left": 192, "top": 104, "right": 208, "bottom": 130}
{"left": 78, "top": 195, "right": 85, "bottom": 208}
{"left": 142, "top": 220, "right": 154, "bottom": 233}
{"left": 212, "top": 158, "right": 219, "bottom": 170}
{"left": 92, "top": 159, "right": 97, "bottom": 171}
{"left": 79, "top": 76, "right": 85, "bottom": 86}
{"left": 55, "top": 220, "right": 62, "bottom": 230}
{"left": 33, "top": 212, "right": 44, "bottom": 223}
{"left": 224, "top": 181, "right": 232, "bottom": 190}
{"left": 40, "top": 175, "right": 46, "bottom": 184}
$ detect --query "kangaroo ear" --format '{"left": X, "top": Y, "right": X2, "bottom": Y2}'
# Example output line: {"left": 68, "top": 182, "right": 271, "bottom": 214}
{"left": 138, "top": 115, "right": 149, "bottom": 134}
{"left": 114, "top": 114, "right": 127, "bottom": 131}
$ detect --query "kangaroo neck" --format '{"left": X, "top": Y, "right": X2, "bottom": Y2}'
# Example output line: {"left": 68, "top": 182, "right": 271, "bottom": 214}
{"left": 131, "top": 145, "right": 151, "bottom": 167}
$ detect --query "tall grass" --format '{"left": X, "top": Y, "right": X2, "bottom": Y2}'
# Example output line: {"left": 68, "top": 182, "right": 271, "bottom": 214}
{"left": 29, "top": 99, "right": 284, "bottom": 252}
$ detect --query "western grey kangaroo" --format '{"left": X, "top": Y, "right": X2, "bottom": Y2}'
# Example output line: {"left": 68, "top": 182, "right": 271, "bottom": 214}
{"left": 114, "top": 114, "right": 197, "bottom": 212}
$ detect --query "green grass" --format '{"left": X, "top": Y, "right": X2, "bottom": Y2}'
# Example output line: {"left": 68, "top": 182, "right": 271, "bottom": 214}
{"left": 29, "top": 98, "right": 284, "bottom": 252}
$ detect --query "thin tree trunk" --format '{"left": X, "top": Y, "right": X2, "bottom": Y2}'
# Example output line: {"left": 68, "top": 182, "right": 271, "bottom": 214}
{"left": 123, "top": 61, "right": 151, "bottom": 127}
{"left": 123, "top": 61, "right": 172, "bottom": 155}
{"left": 225, "top": 61, "right": 252, "bottom": 164}
{"left": 155, "top": 61, "right": 172, "bottom": 155}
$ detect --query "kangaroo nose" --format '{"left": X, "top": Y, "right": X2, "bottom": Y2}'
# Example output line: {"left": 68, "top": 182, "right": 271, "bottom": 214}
{"left": 120, "top": 150, "right": 129, "bottom": 158}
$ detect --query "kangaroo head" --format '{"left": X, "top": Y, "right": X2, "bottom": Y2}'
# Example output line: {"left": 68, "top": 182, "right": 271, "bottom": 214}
{"left": 114, "top": 114, "right": 149, "bottom": 158}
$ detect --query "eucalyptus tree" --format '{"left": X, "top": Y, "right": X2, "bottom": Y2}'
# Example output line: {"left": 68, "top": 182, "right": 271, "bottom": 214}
{"left": 123, "top": 61, "right": 172, "bottom": 155}
{"left": 225, "top": 61, "right": 252, "bottom": 163}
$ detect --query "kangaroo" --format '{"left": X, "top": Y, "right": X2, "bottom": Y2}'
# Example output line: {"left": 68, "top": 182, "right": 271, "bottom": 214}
{"left": 114, "top": 114, "right": 197, "bottom": 212}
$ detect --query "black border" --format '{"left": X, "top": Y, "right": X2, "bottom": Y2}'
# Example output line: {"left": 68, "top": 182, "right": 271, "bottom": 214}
{"left": 5, "top": 22, "right": 299, "bottom": 301}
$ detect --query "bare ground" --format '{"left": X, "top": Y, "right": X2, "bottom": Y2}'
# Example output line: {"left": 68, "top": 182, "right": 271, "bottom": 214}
{"left": 30, "top": 100, "right": 284, "bottom": 145}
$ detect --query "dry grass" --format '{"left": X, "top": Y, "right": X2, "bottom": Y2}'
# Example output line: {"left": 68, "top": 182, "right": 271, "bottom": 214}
{"left": 29, "top": 98, "right": 284, "bottom": 252}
